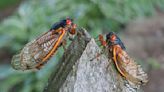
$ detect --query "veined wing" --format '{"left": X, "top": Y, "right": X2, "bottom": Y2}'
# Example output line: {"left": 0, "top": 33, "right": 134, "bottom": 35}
{"left": 113, "top": 46, "right": 148, "bottom": 85}
{"left": 11, "top": 29, "right": 66, "bottom": 70}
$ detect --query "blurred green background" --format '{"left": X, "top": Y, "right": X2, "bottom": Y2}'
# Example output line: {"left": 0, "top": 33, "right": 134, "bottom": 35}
{"left": 0, "top": 0, "right": 164, "bottom": 92}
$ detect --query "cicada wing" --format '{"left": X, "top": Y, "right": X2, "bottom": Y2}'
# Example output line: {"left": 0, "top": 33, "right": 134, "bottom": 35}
{"left": 11, "top": 29, "right": 63, "bottom": 70}
{"left": 116, "top": 50, "right": 148, "bottom": 85}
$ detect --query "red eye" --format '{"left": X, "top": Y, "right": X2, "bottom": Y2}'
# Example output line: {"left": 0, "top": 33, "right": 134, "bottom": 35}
{"left": 66, "top": 19, "right": 72, "bottom": 25}
{"left": 111, "top": 35, "right": 116, "bottom": 41}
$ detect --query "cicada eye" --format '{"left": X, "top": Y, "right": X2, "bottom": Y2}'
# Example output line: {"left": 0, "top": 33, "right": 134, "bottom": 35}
{"left": 66, "top": 19, "right": 72, "bottom": 25}
{"left": 111, "top": 35, "right": 116, "bottom": 41}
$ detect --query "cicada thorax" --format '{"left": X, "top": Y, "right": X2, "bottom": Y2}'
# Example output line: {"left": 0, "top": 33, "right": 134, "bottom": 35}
{"left": 109, "top": 44, "right": 148, "bottom": 86}
{"left": 12, "top": 28, "right": 67, "bottom": 70}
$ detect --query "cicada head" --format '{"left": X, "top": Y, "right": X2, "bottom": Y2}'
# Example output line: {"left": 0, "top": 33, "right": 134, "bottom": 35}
{"left": 64, "top": 18, "right": 77, "bottom": 40}
{"left": 106, "top": 32, "right": 117, "bottom": 44}
{"left": 65, "top": 17, "right": 72, "bottom": 25}
{"left": 106, "top": 32, "right": 126, "bottom": 50}
{"left": 65, "top": 18, "right": 76, "bottom": 34}
{"left": 50, "top": 17, "right": 74, "bottom": 31}
{"left": 68, "top": 23, "right": 76, "bottom": 40}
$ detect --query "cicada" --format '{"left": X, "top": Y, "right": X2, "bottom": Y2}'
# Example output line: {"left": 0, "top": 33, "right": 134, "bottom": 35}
{"left": 11, "top": 18, "right": 77, "bottom": 70}
{"left": 98, "top": 32, "right": 148, "bottom": 85}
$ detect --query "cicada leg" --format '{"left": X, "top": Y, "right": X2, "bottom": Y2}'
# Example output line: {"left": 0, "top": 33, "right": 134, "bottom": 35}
{"left": 90, "top": 46, "right": 106, "bottom": 61}
{"left": 90, "top": 34, "right": 107, "bottom": 61}
{"left": 36, "top": 64, "right": 43, "bottom": 70}
{"left": 60, "top": 39, "right": 67, "bottom": 51}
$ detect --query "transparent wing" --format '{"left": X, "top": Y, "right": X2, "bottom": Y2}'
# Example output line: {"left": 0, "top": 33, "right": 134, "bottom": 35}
{"left": 113, "top": 47, "right": 148, "bottom": 85}
{"left": 11, "top": 29, "right": 65, "bottom": 70}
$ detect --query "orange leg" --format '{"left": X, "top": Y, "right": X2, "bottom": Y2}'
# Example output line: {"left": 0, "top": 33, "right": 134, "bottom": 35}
{"left": 36, "top": 64, "right": 43, "bottom": 70}
{"left": 61, "top": 39, "right": 67, "bottom": 51}
{"left": 90, "top": 34, "right": 107, "bottom": 61}
{"left": 90, "top": 46, "right": 106, "bottom": 61}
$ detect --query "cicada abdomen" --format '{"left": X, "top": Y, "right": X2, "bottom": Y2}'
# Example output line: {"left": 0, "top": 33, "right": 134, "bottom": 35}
{"left": 11, "top": 18, "right": 77, "bottom": 70}
{"left": 102, "top": 32, "right": 148, "bottom": 86}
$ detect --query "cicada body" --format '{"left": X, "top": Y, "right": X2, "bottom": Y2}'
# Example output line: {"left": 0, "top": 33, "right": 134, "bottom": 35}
{"left": 11, "top": 18, "right": 77, "bottom": 70}
{"left": 99, "top": 32, "right": 148, "bottom": 85}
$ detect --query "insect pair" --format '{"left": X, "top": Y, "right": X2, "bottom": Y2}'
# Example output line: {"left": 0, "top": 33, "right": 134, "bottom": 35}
{"left": 95, "top": 32, "right": 148, "bottom": 86}
{"left": 11, "top": 18, "right": 148, "bottom": 86}
{"left": 11, "top": 18, "right": 77, "bottom": 70}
